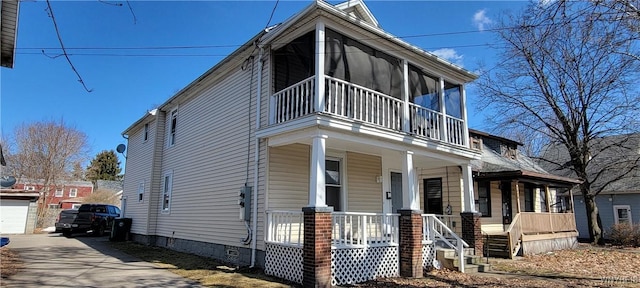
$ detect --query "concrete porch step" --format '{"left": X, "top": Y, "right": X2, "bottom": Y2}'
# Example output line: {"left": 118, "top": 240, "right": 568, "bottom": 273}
{"left": 435, "top": 248, "right": 492, "bottom": 273}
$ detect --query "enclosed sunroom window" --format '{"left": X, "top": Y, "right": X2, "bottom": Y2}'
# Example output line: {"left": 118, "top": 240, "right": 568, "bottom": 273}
{"left": 408, "top": 64, "right": 439, "bottom": 111}
{"left": 273, "top": 31, "right": 315, "bottom": 93}
{"left": 444, "top": 81, "right": 462, "bottom": 119}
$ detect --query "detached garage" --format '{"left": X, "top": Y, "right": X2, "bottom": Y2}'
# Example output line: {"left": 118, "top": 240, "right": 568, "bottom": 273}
{"left": 0, "top": 189, "right": 39, "bottom": 234}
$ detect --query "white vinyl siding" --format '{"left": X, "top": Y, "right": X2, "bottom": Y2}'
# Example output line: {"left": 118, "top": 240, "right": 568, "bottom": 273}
{"left": 162, "top": 171, "right": 173, "bottom": 212}
{"left": 154, "top": 65, "right": 265, "bottom": 246}
{"left": 477, "top": 181, "right": 505, "bottom": 232}
{"left": 121, "top": 118, "right": 156, "bottom": 235}
{"left": 346, "top": 152, "right": 382, "bottom": 213}
{"left": 267, "top": 144, "right": 310, "bottom": 211}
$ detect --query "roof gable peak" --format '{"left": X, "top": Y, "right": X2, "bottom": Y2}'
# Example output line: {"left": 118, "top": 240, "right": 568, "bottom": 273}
{"left": 333, "top": 0, "right": 379, "bottom": 28}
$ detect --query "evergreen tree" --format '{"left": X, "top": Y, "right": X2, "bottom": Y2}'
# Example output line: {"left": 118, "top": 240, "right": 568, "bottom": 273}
{"left": 86, "top": 150, "right": 122, "bottom": 186}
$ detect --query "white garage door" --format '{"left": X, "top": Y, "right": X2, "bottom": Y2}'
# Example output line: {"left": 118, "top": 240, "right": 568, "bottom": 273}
{"left": 0, "top": 199, "right": 29, "bottom": 234}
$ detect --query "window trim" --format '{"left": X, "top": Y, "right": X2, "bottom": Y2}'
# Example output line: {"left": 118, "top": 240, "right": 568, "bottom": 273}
{"left": 138, "top": 181, "right": 145, "bottom": 203}
{"left": 48, "top": 204, "right": 59, "bottom": 209}
{"left": 162, "top": 170, "right": 173, "bottom": 213}
{"left": 424, "top": 178, "right": 443, "bottom": 215}
{"left": 54, "top": 188, "right": 63, "bottom": 197}
{"left": 168, "top": 108, "right": 178, "bottom": 147}
{"left": 143, "top": 123, "right": 149, "bottom": 142}
{"left": 25, "top": 186, "right": 35, "bottom": 191}
{"left": 613, "top": 205, "right": 632, "bottom": 225}
{"left": 325, "top": 156, "right": 344, "bottom": 211}
{"left": 69, "top": 188, "right": 78, "bottom": 198}
{"left": 477, "top": 181, "right": 491, "bottom": 217}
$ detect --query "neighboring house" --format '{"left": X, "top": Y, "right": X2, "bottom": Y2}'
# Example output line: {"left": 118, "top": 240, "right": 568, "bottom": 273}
{"left": 0, "top": 189, "right": 39, "bottom": 234}
{"left": 540, "top": 134, "right": 640, "bottom": 240}
{"left": 1, "top": 0, "right": 20, "bottom": 68}
{"left": 467, "top": 130, "right": 581, "bottom": 258}
{"left": 122, "top": 1, "right": 491, "bottom": 285}
{"left": 96, "top": 179, "right": 123, "bottom": 193}
{"left": 14, "top": 179, "right": 94, "bottom": 210}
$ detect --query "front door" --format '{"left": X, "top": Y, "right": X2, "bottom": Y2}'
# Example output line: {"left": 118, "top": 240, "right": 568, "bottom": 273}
{"left": 391, "top": 172, "right": 403, "bottom": 213}
{"left": 501, "top": 181, "right": 513, "bottom": 225}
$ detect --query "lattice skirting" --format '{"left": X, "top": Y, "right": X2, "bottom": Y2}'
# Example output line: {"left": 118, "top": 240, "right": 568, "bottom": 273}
{"left": 422, "top": 243, "right": 436, "bottom": 269}
{"left": 264, "top": 243, "right": 303, "bottom": 284}
{"left": 332, "top": 246, "right": 399, "bottom": 286}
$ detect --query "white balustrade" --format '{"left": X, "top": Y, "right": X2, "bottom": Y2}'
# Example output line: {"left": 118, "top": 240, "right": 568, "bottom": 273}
{"left": 266, "top": 210, "right": 304, "bottom": 247}
{"left": 271, "top": 76, "right": 315, "bottom": 124}
{"left": 332, "top": 212, "right": 399, "bottom": 248}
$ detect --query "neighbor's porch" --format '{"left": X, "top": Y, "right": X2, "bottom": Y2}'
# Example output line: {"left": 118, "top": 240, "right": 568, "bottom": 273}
{"left": 478, "top": 179, "right": 579, "bottom": 258}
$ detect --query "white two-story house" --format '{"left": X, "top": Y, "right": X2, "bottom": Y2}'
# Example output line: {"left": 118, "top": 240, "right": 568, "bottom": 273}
{"left": 122, "top": 1, "right": 485, "bottom": 286}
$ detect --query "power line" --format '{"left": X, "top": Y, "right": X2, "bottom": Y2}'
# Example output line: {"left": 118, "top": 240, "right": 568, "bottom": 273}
{"left": 45, "top": 0, "right": 92, "bottom": 93}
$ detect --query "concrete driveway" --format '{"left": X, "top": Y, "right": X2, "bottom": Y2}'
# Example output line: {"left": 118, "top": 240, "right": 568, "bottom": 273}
{"left": 2, "top": 233, "right": 201, "bottom": 287}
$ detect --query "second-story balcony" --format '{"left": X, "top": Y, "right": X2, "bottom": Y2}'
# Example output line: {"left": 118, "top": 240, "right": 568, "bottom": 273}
{"left": 269, "top": 74, "right": 467, "bottom": 147}
{"left": 266, "top": 26, "right": 473, "bottom": 148}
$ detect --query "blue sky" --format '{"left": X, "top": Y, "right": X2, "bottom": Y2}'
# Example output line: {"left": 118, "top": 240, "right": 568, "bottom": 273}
{"left": 1, "top": 0, "right": 529, "bottom": 166}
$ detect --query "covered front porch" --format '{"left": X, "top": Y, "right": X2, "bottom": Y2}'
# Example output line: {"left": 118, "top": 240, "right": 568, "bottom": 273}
{"left": 261, "top": 127, "right": 480, "bottom": 286}
{"left": 477, "top": 178, "right": 580, "bottom": 258}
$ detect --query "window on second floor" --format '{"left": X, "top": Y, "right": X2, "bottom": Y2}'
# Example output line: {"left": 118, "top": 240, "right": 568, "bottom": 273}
{"left": 409, "top": 64, "right": 439, "bottom": 111}
{"left": 54, "top": 188, "right": 63, "bottom": 197}
{"left": 168, "top": 109, "right": 178, "bottom": 147}
{"left": 69, "top": 188, "right": 78, "bottom": 198}
{"left": 144, "top": 123, "right": 149, "bottom": 142}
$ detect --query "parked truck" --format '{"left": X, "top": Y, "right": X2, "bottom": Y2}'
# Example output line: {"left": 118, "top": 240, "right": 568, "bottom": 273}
{"left": 55, "top": 204, "right": 121, "bottom": 237}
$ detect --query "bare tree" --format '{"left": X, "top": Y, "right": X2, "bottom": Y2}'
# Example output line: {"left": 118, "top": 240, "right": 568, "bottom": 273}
{"left": 82, "top": 189, "right": 120, "bottom": 206}
{"left": 476, "top": 0, "right": 640, "bottom": 244}
{"left": 9, "top": 119, "right": 89, "bottom": 222}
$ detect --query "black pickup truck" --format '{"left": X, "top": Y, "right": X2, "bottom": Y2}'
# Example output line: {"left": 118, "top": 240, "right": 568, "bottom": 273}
{"left": 55, "top": 204, "right": 121, "bottom": 237}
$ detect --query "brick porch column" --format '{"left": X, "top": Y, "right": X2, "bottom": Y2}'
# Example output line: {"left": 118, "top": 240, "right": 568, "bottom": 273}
{"left": 399, "top": 209, "right": 423, "bottom": 278}
{"left": 303, "top": 206, "right": 333, "bottom": 288}
{"left": 461, "top": 212, "right": 483, "bottom": 257}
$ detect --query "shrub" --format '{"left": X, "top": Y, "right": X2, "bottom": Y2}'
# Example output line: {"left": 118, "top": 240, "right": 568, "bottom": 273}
{"left": 608, "top": 223, "right": 640, "bottom": 247}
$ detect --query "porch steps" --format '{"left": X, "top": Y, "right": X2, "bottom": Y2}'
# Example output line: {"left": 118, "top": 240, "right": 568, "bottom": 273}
{"left": 435, "top": 248, "right": 491, "bottom": 273}
{"left": 484, "top": 234, "right": 511, "bottom": 258}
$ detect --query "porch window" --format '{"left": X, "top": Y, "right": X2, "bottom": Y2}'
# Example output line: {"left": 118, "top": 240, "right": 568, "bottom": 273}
{"left": 273, "top": 31, "right": 315, "bottom": 92}
{"left": 325, "top": 159, "right": 342, "bottom": 211}
{"left": 539, "top": 189, "right": 547, "bottom": 212}
{"left": 477, "top": 181, "right": 491, "bottom": 217}
{"left": 424, "top": 178, "right": 443, "bottom": 214}
{"left": 524, "top": 184, "right": 534, "bottom": 212}
{"left": 408, "top": 64, "right": 439, "bottom": 111}
{"left": 444, "top": 81, "right": 462, "bottom": 119}
{"left": 325, "top": 29, "right": 403, "bottom": 99}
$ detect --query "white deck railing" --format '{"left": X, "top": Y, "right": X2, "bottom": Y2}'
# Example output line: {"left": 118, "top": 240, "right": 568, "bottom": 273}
{"left": 422, "top": 214, "right": 469, "bottom": 273}
{"left": 408, "top": 103, "right": 442, "bottom": 141}
{"left": 325, "top": 76, "right": 404, "bottom": 131}
{"left": 271, "top": 76, "right": 316, "bottom": 124}
{"left": 266, "top": 210, "right": 304, "bottom": 247}
{"left": 331, "top": 212, "right": 399, "bottom": 248}
{"left": 269, "top": 76, "right": 467, "bottom": 147}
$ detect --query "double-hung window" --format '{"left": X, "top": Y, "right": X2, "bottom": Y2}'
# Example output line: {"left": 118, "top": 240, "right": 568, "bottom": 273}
{"left": 54, "top": 188, "right": 63, "bottom": 197}
{"left": 169, "top": 109, "right": 178, "bottom": 147}
{"left": 162, "top": 171, "right": 173, "bottom": 212}
{"left": 69, "top": 188, "right": 77, "bottom": 198}
{"left": 477, "top": 181, "right": 491, "bottom": 217}
{"left": 325, "top": 159, "right": 342, "bottom": 211}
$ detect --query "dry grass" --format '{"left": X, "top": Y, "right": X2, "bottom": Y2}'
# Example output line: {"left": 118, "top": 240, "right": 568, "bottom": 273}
{"left": 109, "top": 241, "right": 297, "bottom": 288}
{"left": 0, "top": 248, "right": 23, "bottom": 279}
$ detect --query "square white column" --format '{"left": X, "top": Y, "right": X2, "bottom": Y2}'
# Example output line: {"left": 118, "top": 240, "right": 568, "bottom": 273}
{"left": 314, "top": 21, "right": 325, "bottom": 113}
{"left": 308, "top": 135, "right": 328, "bottom": 207}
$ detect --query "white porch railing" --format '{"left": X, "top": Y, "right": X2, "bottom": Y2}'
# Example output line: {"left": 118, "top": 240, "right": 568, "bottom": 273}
{"left": 332, "top": 212, "right": 399, "bottom": 248}
{"left": 408, "top": 103, "right": 442, "bottom": 141}
{"left": 271, "top": 76, "right": 316, "bottom": 124}
{"left": 269, "top": 76, "right": 467, "bottom": 147}
{"left": 422, "top": 214, "right": 469, "bottom": 273}
{"left": 266, "top": 210, "right": 304, "bottom": 247}
{"left": 325, "top": 76, "right": 404, "bottom": 131}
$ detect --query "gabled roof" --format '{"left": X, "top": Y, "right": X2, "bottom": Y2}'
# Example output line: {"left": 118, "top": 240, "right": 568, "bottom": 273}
{"left": 334, "top": 0, "right": 379, "bottom": 28}
{"left": 1, "top": 0, "right": 19, "bottom": 68}
{"left": 470, "top": 130, "right": 580, "bottom": 186}
{"left": 539, "top": 133, "right": 640, "bottom": 193}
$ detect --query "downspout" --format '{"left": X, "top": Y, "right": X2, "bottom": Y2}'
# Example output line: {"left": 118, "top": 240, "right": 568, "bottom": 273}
{"left": 250, "top": 44, "right": 264, "bottom": 268}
